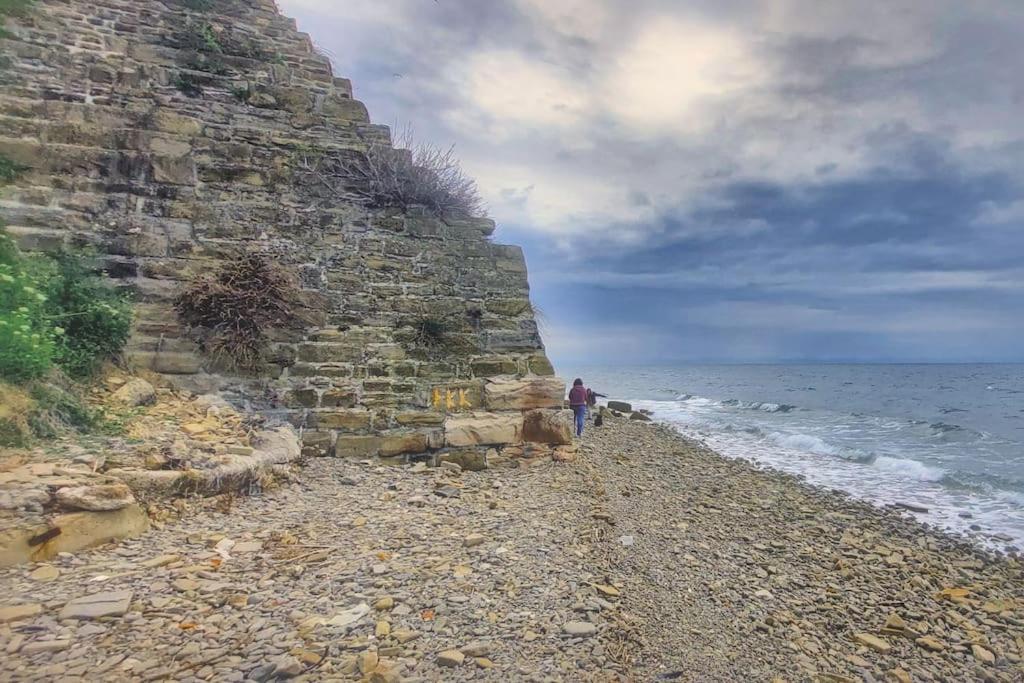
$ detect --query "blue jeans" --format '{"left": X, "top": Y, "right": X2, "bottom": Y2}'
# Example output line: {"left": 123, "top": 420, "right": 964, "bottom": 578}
{"left": 572, "top": 406, "right": 587, "bottom": 437}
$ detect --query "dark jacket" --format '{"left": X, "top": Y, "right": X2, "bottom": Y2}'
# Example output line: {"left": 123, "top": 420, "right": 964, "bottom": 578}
{"left": 568, "top": 385, "right": 587, "bottom": 406}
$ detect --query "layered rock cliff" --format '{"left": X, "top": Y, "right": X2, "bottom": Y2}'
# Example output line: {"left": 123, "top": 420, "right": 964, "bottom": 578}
{"left": 0, "top": 0, "right": 566, "bottom": 461}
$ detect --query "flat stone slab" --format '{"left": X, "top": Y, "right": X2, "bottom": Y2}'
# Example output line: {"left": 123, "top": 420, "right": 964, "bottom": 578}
{"left": 59, "top": 590, "right": 133, "bottom": 620}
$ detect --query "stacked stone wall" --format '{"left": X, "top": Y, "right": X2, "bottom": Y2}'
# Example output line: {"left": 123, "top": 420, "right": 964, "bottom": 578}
{"left": 0, "top": 0, "right": 568, "bottom": 461}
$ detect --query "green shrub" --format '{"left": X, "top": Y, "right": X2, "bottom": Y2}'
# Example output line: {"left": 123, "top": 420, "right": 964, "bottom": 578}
{"left": 174, "top": 72, "right": 204, "bottom": 97}
{"left": 0, "top": 0, "right": 34, "bottom": 39}
{"left": 0, "top": 235, "right": 56, "bottom": 382}
{"left": 26, "top": 379, "right": 95, "bottom": 438}
{"left": 43, "top": 252, "right": 132, "bottom": 378}
{"left": 0, "top": 231, "right": 132, "bottom": 382}
{"left": 0, "top": 154, "right": 27, "bottom": 183}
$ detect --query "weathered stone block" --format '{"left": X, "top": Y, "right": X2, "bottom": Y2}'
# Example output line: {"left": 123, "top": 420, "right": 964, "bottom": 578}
{"left": 334, "top": 436, "right": 382, "bottom": 458}
{"left": 151, "top": 155, "right": 195, "bottom": 185}
{"left": 321, "top": 388, "right": 357, "bottom": 408}
{"left": 312, "top": 409, "right": 372, "bottom": 431}
{"left": 521, "top": 409, "right": 573, "bottom": 446}
{"left": 301, "top": 431, "right": 334, "bottom": 457}
{"left": 484, "top": 376, "right": 565, "bottom": 410}
{"left": 485, "top": 299, "right": 532, "bottom": 317}
{"left": 379, "top": 431, "right": 428, "bottom": 457}
{"left": 394, "top": 411, "right": 445, "bottom": 427}
{"left": 527, "top": 354, "right": 556, "bottom": 376}
{"left": 297, "top": 343, "right": 363, "bottom": 363}
{"left": 286, "top": 388, "right": 319, "bottom": 408}
{"left": 444, "top": 412, "right": 522, "bottom": 447}
{"left": 471, "top": 357, "right": 519, "bottom": 377}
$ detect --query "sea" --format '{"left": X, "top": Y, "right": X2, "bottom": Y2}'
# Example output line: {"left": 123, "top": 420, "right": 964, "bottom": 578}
{"left": 560, "top": 364, "right": 1024, "bottom": 550}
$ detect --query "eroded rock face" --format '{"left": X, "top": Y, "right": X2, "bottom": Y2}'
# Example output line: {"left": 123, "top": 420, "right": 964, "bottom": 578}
{"left": 444, "top": 413, "right": 522, "bottom": 447}
{"left": 55, "top": 484, "right": 136, "bottom": 512}
{"left": 484, "top": 376, "right": 565, "bottom": 411}
{"left": 0, "top": 0, "right": 558, "bottom": 457}
{"left": 522, "top": 409, "right": 574, "bottom": 446}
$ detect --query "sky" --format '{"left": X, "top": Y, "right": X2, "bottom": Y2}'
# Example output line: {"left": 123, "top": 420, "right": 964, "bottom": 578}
{"left": 278, "top": 0, "right": 1024, "bottom": 366}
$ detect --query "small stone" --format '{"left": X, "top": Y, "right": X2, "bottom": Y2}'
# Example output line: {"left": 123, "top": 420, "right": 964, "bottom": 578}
{"left": 888, "top": 669, "right": 912, "bottom": 683}
{"left": 55, "top": 484, "right": 135, "bottom": 511}
{"left": 29, "top": 565, "right": 60, "bottom": 582}
{"left": 271, "top": 654, "right": 303, "bottom": 679}
{"left": 141, "top": 555, "right": 179, "bottom": 569}
{"left": 358, "top": 650, "right": 379, "bottom": 674}
{"left": 233, "top": 541, "right": 262, "bottom": 553}
{"left": 374, "top": 597, "right": 395, "bottom": 610}
{"left": 437, "top": 650, "right": 466, "bottom": 667}
{"left": 59, "top": 591, "right": 133, "bottom": 620}
{"left": 375, "top": 620, "right": 391, "bottom": 637}
{"left": 391, "top": 628, "right": 421, "bottom": 644}
{"left": 460, "top": 642, "right": 491, "bottom": 657}
{"left": 845, "top": 654, "right": 871, "bottom": 668}
{"left": 853, "top": 633, "right": 891, "bottom": 653}
{"left": 0, "top": 604, "right": 42, "bottom": 623}
{"left": 173, "top": 579, "right": 200, "bottom": 592}
{"left": 368, "top": 668, "right": 402, "bottom": 683}
{"left": 972, "top": 644, "right": 996, "bottom": 664}
{"left": 915, "top": 636, "right": 946, "bottom": 651}
{"left": 882, "top": 613, "right": 908, "bottom": 632}
{"left": 595, "top": 584, "right": 620, "bottom": 598}
{"left": 475, "top": 657, "right": 494, "bottom": 669}
{"left": 22, "top": 639, "right": 70, "bottom": 654}
{"left": 463, "top": 533, "right": 485, "bottom": 548}
{"left": 563, "top": 621, "right": 598, "bottom": 637}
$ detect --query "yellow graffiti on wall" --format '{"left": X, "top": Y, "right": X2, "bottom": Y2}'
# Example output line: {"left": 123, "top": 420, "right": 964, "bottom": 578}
{"left": 432, "top": 387, "right": 473, "bottom": 411}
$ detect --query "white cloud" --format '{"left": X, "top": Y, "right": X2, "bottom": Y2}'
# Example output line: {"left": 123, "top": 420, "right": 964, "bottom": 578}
{"left": 603, "top": 16, "right": 766, "bottom": 137}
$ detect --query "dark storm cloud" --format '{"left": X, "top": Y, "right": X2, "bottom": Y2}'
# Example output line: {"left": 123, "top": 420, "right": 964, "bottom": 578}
{"left": 280, "top": 0, "right": 1024, "bottom": 363}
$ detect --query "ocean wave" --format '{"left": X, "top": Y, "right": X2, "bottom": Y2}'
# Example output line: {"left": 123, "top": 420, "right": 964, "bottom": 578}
{"left": 930, "top": 421, "right": 965, "bottom": 433}
{"left": 872, "top": 456, "right": 945, "bottom": 482}
{"left": 723, "top": 399, "right": 797, "bottom": 413}
{"left": 766, "top": 431, "right": 839, "bottom": 455}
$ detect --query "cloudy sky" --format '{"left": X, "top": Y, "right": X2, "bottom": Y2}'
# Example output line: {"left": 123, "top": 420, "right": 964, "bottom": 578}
{"left": 279, "top": 0, "right": 1024, "bottom": 365}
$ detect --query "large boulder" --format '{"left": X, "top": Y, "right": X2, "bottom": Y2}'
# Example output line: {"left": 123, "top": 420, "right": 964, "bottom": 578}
{"left": 444, "top": 412, "right": 522, "bottom": 447}
{"left": 438, "top": 449, "right": 488, "bottom": 472}
{"left": 607, "top": 400, "right": 632, "bottom": 413}
{"left": 55, "top": 484, "right": 135, "bottom": 512}
{"left": 110, "top": 378, "right": 155, "bottom": 407}
{"left": 521, "top": 409, "right": 574, "bottom": 445}
{"left": 483, "top": 376, "right": 565, "bottom": 410}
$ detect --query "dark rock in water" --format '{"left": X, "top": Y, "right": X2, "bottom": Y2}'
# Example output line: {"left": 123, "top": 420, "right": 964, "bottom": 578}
{"left": 639, "top": 409, "right": 653, "bottom": 416}
{"left": 607, "top": 400, "right": 632, "bottom": 413}
{"left": 958, "top": 511, "right": 973, "bottom": 519}
{"left": 894, "top": 502, "right": 929, "bottom": 514}
{"left": 629, "top": 411, "right": 652, "bottom": 422}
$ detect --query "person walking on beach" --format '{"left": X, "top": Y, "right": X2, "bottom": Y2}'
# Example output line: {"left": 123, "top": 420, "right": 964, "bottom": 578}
{"left": 569, "top": 378, "right": 588, "bottom": 438}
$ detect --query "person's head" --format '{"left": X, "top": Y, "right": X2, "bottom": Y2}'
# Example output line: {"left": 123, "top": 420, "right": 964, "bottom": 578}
{"left": 573, "top": 378, "right": 583, "bottom": 386}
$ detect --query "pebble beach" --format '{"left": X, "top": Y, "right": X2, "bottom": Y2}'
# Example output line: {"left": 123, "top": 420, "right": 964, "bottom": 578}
{"left": 1, "top": 415, "right": 1022, "bottom": 682}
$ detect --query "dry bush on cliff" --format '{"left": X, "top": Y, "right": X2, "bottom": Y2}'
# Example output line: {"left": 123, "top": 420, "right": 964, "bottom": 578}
{"left": 297, "top": 128, "right": 486, "bottom": 218}
{"left": 174, "top": 253, "right": 311, "bottom": 370}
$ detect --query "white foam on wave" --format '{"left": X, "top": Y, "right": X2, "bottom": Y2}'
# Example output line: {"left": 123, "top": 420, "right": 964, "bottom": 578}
{"left": 767, "top": 431, "right": 839, "bottom": 456}
{"left": 872, "top": 456, "right": 946, "bottom": 482}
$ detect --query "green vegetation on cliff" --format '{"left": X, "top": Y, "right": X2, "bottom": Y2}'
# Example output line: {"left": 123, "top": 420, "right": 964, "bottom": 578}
{"left": 0, "top": 232, "right": 132, "bottom": 382}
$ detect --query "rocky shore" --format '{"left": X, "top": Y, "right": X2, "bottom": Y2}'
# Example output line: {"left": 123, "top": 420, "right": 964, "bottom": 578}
{"left": 588, "top": 418, "right": 1024, "bottom": 682}
{"left": 1, "top": 414, "right": 1022, "bottom": 681}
